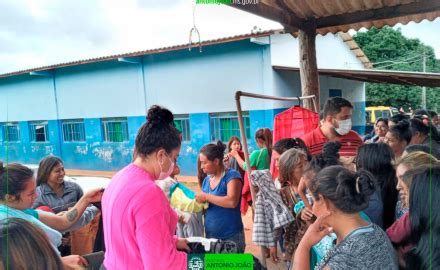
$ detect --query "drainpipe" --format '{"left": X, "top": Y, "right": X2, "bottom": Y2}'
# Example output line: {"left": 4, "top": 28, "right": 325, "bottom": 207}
{"left": 51, "top": 71, "right": 63, "bottom": 158}
{"left": 29, "top": 70, "right": 63, "bottom": 158}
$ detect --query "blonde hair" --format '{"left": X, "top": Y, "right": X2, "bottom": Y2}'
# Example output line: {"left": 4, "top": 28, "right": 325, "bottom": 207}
{"left": 395, "top": 151, "right": 439, "bottom": 186}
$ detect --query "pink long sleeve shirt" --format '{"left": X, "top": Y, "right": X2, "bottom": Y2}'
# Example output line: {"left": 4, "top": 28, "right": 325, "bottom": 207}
{"left": 102, "top": 163, "right": 187, "bottom": 270}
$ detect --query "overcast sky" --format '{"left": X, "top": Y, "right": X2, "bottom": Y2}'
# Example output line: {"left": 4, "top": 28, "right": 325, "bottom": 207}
{"left": 1, "top": 0, "right": 439, "bottom": 75}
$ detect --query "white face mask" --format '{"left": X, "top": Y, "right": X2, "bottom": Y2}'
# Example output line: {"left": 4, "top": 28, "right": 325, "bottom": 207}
{"left": 158, "top": 154, "right": 175, "bottom": 180}
{"left": 334, "top": 119, "right": 352, "bottom": 135}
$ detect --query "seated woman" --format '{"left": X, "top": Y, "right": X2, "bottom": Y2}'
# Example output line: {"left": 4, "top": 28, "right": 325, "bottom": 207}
{"left": 196, "top": 141, "right": 244, "bottom": 252}
{"left": 33, "top": 156, "right": 99, "bottom": 255}
{"left": 0, "top": 162, "right": 103, "bottom": 268}
{"left": 405, "top": 165, "right": 440, "bottom": 269}
{"left": 0, "top": 218, "right": 64, "bottom": 270}
{"left": 294, "top": 165, "right": 398, "bottom": 270}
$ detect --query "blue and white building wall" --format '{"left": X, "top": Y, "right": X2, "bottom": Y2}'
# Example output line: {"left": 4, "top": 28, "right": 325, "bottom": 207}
{"left": 0, "top": 32, "right": 367, "bottom": 175}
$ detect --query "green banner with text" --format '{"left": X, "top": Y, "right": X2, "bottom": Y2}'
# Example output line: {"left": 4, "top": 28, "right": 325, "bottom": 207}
{"left": 188, "top": 254, "right": 253, "bottom": 270}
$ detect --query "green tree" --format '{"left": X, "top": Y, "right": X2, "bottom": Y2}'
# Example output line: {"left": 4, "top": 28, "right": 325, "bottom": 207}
{"left": 353, "top": 26, "right": 440, "bottom": 111}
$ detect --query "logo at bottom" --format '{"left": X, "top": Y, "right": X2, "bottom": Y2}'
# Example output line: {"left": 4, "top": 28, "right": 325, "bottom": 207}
{"left": 188, "top": 254, "right": 205, "bottom": 270}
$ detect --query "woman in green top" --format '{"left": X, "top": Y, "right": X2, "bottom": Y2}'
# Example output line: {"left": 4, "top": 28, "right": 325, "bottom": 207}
{"left": 231, "top": 128, "right": 273, "bottom": 170}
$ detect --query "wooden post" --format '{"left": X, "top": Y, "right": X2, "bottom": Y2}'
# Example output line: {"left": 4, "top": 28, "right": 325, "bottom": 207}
{"left": 299, "top": 19, "right": 320, "bottom": 111}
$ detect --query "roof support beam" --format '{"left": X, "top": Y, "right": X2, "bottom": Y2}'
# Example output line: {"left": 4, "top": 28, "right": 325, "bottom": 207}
{"left": 298, "top": 19, "right": 320, "bottom": 110}
{"left": 316, "top": 0, "right": 440, "bottom": 29}
{"left": 390, "top": 76, "right": 418, "bottom": 86}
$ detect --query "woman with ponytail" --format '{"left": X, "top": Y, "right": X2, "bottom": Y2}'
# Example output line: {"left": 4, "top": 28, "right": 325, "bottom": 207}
{"left": 294, "top": 166, "right": 398, "bottom": 269}
{"left": 196, "top": 141, "right": 244, "bottom": 252}
{"left": 101, "top": 105, "right": 188, "bottom": 270}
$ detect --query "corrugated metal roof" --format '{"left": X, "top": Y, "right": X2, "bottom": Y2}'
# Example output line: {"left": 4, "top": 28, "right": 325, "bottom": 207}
{"left": 0, "top": 29, "right": 371, "bottom": 78}
{"left": 274, "top": 66, "right": 440, "bottom": 87}
{"left": 0, "top": 30, "right": 279, "bottom": 79}
{"left": 234, "top": 0, "right": 440, "bottom": 34}
{"left": 338, "top": 32, "right": 372, "bottom": 69}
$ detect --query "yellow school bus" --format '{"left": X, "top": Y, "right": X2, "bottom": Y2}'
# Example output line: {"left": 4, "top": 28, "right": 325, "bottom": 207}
{"left": 366, "top": 106, "right": 399, "bottom": 125}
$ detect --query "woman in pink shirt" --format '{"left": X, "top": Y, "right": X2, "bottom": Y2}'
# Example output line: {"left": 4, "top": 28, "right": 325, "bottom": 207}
{"left": 102, "top": 105, "right": 188, "bottom": 270}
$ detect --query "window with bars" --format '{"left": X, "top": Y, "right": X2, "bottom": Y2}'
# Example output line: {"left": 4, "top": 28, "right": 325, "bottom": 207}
{"left": 2, "top": 123, "right": 20, "bottom": 142}
{"left": 29, "top": 121, "right": 49, "bottom": 142}
{"left": 174, "top": 115, "right": 191, "bottom": 142}
{"left": 210, "top": 111, "right": 250, "bottom": 142}
{"left": 62, "top": 119, "right": 86, "bottom": 142}
{"left": 102, "top": 118, "right": 129, "bottom": 142}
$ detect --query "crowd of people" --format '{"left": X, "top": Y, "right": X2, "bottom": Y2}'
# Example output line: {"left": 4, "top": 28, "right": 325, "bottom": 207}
{"left": 1, "top": 98, "right": 439, "bottom": 270}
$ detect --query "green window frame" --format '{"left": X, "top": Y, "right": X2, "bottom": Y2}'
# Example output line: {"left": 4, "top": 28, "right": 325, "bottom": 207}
{"left": 174, "top": 115, "right": 191, "bottom": 142}
{"left": 102, "top": 118, "right": 129, "bottom": 142}
{"left": 210, "top": 111, "right": 250, "bottom": 142}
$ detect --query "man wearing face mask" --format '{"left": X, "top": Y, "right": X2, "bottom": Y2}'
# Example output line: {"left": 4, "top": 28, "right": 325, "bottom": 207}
{"left": 301, "top": 97, "right": 363, "bottom": 157}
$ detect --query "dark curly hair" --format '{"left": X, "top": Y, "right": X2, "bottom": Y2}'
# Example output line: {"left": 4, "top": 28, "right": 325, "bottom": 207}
{"left": 273, "top": 137, "right": 311, "bottom": 161}
{"left": 135, "top": 105, "right": 181, "bottom": 157}
{"left": 304, "top": 141, "right": 341, "bottom": 174}
{"left": 310, "top": 165, "right": 376, "bottom": 213}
